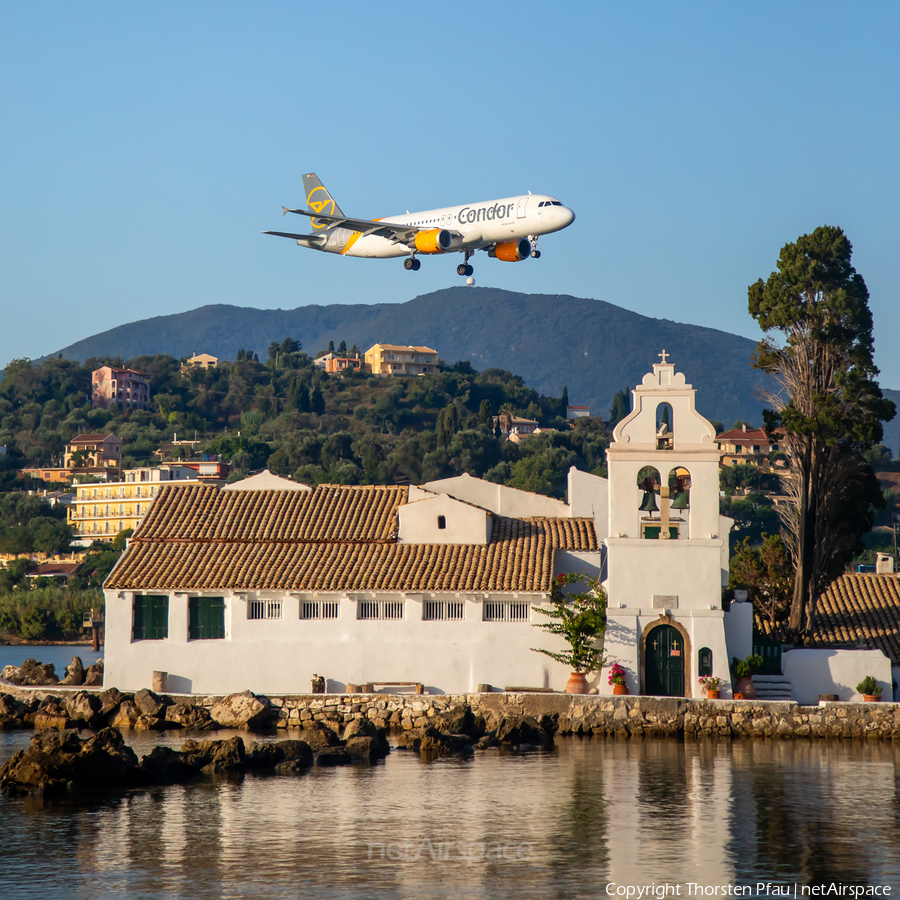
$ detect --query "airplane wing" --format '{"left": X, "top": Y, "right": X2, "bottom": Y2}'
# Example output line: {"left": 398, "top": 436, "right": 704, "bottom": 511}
{"left": 281, "top": 207, "right": 460, "bottom": 246}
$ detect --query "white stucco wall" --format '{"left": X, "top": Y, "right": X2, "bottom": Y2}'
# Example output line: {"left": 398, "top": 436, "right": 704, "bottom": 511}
{"left": 421, "top": 473, "right": 569, "bottom": 518}
{"left": 723, "top": 601, "right": 753, "bottom": 663}
{"left": 781, "top": 648, "right": 893, "bottom": 704}
{"left": 398, "top": 494, "right": 491, "bottom": 544}
{"left": 103, "top": 590, "right": 583, "bottom": 695}
{"left": 567, "top": 467, "right": 609, "bottom": 540}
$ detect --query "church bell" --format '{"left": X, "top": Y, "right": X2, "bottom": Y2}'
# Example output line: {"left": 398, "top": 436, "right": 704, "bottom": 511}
{"left": 638, "top": 491, "right": 658, "bottom": 513}
{"left": 670, "top": 491, "right": 689, "bottom": 510}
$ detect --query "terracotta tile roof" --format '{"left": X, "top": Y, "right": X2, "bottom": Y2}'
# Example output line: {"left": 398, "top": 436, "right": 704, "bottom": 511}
{"left": 758, "top": 574, "right": 900, "bottom": 664}
{"left": 107, "top": 484, "right": 597, "bottom": 593}
{"left": 68, "top": 433, "right": 118, "bottom": 444}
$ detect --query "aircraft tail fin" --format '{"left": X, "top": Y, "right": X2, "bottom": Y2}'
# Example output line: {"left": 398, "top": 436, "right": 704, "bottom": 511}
{"left": 302, "top": 173, "right": 345, "bottom": 219}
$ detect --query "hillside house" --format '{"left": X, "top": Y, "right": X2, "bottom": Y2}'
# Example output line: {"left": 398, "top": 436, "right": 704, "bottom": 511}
{"left": 365, "top": 344, "right": 439, "bottom": 376}
{"left": 92, "top": 366, "right": 151, "bottom": 411}
{"left": 716, "top": 425, "right": 782, "bottom": 470}
{"left": 182, "top": 353, "right": 218, "bottom": 371}
{"left": 325, "top": 356, "right": 362, "bottom": 374}
{"left": 493, "top": 414, "right": 538, "bottom": 438}
{"left": 64, "top": 434, "right": 122, "bottom": 473}
{"left": 566, "top": 405, "right": 591, "bottom": 419}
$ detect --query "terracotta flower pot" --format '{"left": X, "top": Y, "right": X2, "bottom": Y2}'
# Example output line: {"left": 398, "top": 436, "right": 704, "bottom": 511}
{"left": 566, "top": 672, "right": 590, "bottom": 694}
{"left": 612, "top": 683, "right": 628, "bottom": 696}
{"left": 734, "top": 676, "right": 756, "bottom": 700}
{"left": 733, "top": 692, "right": 745, "bottom": 700}
{"left": 863, "top": 694, "right": 880, "bottom": 702}
{"left": 707, "top": 689, "right": 721, "bottom": 700}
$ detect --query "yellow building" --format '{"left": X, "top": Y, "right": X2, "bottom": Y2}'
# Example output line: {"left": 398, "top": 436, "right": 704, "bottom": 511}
{"left": 364, "top": 343, "right": 439, "bottom": 376}
{"left": 182, "top": 352, "right": 219, "bottom": 371}
{"left": 67, "top": 465, "right": 198, "bottom": 539}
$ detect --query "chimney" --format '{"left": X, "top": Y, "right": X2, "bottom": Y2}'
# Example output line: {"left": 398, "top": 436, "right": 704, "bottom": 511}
{"left": 742, "top": 423, "right": 747, "bottom": 433}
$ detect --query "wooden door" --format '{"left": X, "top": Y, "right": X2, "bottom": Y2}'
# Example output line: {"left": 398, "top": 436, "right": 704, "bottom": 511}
{"left": 645, "top": 624, "right": 685, "bottom": 696}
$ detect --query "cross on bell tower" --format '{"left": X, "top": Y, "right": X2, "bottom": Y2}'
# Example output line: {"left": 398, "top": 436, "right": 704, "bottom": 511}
{"left": 658, "top": 350, "right": 669, "bottom": 364}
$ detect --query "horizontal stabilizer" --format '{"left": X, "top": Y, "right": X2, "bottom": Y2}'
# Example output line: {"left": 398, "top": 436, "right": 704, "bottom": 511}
{"left": 263, "top": 230, "right": 327, "bottom": 246}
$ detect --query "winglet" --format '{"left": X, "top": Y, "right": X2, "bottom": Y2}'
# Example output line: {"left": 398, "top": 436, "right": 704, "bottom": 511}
{"left": 282, "top": 206, "right": 288, "bottom": 216}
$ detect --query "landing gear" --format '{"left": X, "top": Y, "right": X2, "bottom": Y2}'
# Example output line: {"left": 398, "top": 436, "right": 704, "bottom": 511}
{"left": 529, "top": 235, "right": 541, "bottom": 259}
{"left": 457, "top": 250, "right": 474, "bottom": 277}
{"left": 404, "top": 257, "right": 421, "bottom": 271}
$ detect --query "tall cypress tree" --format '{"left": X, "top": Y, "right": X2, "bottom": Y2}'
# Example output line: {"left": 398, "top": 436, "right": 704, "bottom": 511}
{"left": 748, "top": 226, "right": 895, "bottom": 639}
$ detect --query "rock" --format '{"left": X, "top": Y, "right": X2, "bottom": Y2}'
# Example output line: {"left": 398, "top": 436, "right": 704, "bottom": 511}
{"left": 108, "top": 701, "right": 141, "bottom": 729}
{"left": 134, "top": 688, "right": 167, "bottom": 718}
{"left": 496, "top": 716, "right": 552, "bottom": 749}
{"left": 0, "top": 727, "right": 148, "bottom": 795}
{"left": 247, "top": 739, "right": 314, "bottom": 770}
{"left": 210, "top": 691, "right": 270, "bottom": 729}
{"left": 164, "top": 703, "right": 217, "bottom": 730}
{"left": 397, "top": 726, "right": 472, "bottom": 757}
{"left": 140, "top": 746, "right": 202, "bottom": 782}
{"left": 0, "top": 694, "right": 29, "bottom": 729}
{"left": 64, "top": 691, "right": 101, "bottom": 726}
{"left": 84, "top": 661, "right": 103, "bottom": 687}
{"left": 342, "top": 718, "right": 390, "bottom": 757}
{"left": 274, "top": 758, "right": 311, "bottom": 776}
{"left": 314, "top": 746, "right": 352, "bottom": 767}
{"left": 345, "top": 735, "right": 381, "bottom": 763}
{"left": 432, "top": 705, "right": 477, "bottom": 736}
{"left": 97, "top": 688, "right": 125, "bottom": 717}
{"left": 60, "top": 657, "right": 85, "bottom": 686}
{"left": 134, "top": 715, "right": 165, "bottom": 731}
{"left": 181, "top": 737, "right": 246, "bottom": 773}
{"left": 2, "top": 659, "right": 59, "bottom": 686}
{"left": 298, "top": 721, "right": 341, "bottom": 751}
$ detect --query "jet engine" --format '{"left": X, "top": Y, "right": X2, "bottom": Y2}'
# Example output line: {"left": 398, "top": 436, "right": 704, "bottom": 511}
{"left": 488, "top": 238, "right": 531, "bottom": 262}
{"left": 414, "top": 229, "right": 453, "bottom": 253}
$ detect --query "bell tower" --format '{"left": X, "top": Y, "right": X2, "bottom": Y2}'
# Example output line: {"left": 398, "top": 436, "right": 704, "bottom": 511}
{"left": 602, "top": 352, "right": 731, "bottom": 697}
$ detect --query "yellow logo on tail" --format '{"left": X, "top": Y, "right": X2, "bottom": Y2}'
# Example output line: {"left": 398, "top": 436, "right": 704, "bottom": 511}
{"left": 307, "top": 186, "right": 336, "bottom": 228}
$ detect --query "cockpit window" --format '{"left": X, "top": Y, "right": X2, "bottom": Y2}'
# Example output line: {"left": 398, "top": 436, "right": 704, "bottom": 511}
{"left": 538, "top": 201, "right": 546, "bottom": 207}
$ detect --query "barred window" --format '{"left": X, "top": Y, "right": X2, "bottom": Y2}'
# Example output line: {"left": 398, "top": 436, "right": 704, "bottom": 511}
{"left": 357, "top": 600, "right": 404, "bottom": 620}
{"left": 300, "top": 600, "right": 339, "bottom": 620}
{"left": 423, "top": 599, "right": 464, "bottom": 621}
{"left": 248, "top": 597, "right": 283, "bottom": 620}
{"left": 482, "top": 600, "right": 530, "bottom": 623}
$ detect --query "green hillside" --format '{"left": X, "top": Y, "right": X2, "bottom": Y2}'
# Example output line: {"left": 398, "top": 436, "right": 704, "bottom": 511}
{"left": 46, "top": 289, "right": 774, "bottom": 426}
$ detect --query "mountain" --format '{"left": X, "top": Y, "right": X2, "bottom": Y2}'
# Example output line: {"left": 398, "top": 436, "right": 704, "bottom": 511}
{"left": 46, "top": 288, "right": 782, "bottom": 426}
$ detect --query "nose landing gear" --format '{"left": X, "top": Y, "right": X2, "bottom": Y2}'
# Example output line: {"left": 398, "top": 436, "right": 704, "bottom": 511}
{"left": 529, "top": 236, "right": 541, "bottom": 259}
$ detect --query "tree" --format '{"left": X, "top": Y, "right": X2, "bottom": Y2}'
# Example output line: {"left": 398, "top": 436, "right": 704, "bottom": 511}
{"left": 729, "top": 535, "right": 793, "bottom": 630}
{"left": 338, "top": 340, "right": 347, "bottom": 354}
{"left": 309, "top": 384, "right": 325, "bottom": 416}
{"left": 477, "top": 399, "right": 493, "bottom": 427}
{"left": 608, "top": 387, "right": 631, "bottom": 428}
{"left": 748, "top": 226, "right": 896, "bottom": 639}
{"left": 327, "top": 340, "right": 335, "bottom": 354}
{"left": 560, "top": 385, "right": 569, "bottom": 418}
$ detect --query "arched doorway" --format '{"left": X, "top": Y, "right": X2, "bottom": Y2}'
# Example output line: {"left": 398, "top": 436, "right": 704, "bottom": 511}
{"left": 645, "top": 623, "right": 685, "bottom": 696}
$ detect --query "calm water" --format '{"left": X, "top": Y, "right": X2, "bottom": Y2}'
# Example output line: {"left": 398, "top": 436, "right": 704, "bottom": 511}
{"left": 0, "top": 644, "right": 103, "bottom": 673}
{"left": 0, "top": 731, "right": 898, "bottom": 900}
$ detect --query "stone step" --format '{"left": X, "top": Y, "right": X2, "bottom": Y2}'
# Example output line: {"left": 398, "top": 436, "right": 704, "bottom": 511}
{"left": 751, "top": 674, "right": 793, "bottom": 701}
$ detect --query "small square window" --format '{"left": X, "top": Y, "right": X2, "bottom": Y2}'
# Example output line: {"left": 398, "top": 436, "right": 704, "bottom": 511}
{"left": 437, "top": 515, "right": 446, "bottom": 530}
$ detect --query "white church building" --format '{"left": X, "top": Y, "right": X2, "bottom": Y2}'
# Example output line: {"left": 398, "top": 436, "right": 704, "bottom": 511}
{"left": 102, "top": 354, "right": 747, "bottom": 697}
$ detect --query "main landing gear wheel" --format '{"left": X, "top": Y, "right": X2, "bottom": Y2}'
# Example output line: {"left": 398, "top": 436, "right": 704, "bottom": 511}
{"left": 457, "top": 263, "right": 474, "bottom": 277}
{"left": 404, "top": 258, "right": 421, "bottom": 271}
{"left": 531, "top": 250, "right": 541, "bottom": 259}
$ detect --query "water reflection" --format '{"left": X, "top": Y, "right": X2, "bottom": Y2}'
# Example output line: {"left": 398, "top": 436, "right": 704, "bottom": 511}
{"left": 1, "top": 735, "right": 899, "bottom": 899}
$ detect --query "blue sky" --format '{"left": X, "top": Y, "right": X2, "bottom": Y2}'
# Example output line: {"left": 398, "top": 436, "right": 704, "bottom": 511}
{"left": 3, "top": 3, "right": 899, "bottom": 388}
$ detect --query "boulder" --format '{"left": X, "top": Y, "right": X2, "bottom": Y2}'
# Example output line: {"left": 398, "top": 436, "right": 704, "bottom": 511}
{"left": 274, "top": 758, "right": 311, "bottom": 776}
{"left": 164, "top": 703, "right": 217, "bottom": 730}
{"left": 314, "top": 746, "right": 352, "bottom": 767}
{"left": 108, "top": 701, "right": 141, "bottom": 729}
{"left": 97, "top": 688, "right": 126, "bottom": 717}
{"left": 0, "top": 694, "right": 29, "bottom": 729}
{"left": 210, "top": 691, "right": 270, "bottom": 729}
{"left": 344, "top": 735, "right": 380, "bottom": 763}
{"left": 298, "top": 721, "right": 341, "bottom": 751}
{"left": 2, "top": 659, "right": 59, "bottom": 686}
{"left": 397, "top": 726, "right": 472, "bottom": 756}
{"left": 134, "top": 715, "right": 165, "bottom": 731}
{"left": 0, "top": 727, "right": 147, "bottom": 795}
{"left": 181, "top": 736, "right": 246, "bottom": 773}
{"left": 60, "top": 657, "right": 86, "bottom": 686}
{"left": 432, "top": 705, "right": 478, "bottom": 737}
{"left": 496, "top": 715, "right": 552, "bottom": 749}
{"left": 64, "top": 691, "right": 101, "bottom": 726}
{"left": 134, "top": 688, "right": 167, "bottom": 718}
{"left": 342, "top": 718, "right": 390, "bottom": 756}
{"left": 84, "top": 661, "right": 103, "bottom": 687}
{"left": 139, "top": 746, "right": 202, "bottom": 782}
{"left": 246, "top": 739, "right": 313, "bottom": 770}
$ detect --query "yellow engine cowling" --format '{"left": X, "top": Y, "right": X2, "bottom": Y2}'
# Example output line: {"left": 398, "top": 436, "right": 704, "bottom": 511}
{"left": 414, "top": 229, "right": 452, "bottom": 253}
{"left": 489, "top": 238, "right": 531, "bottom": 262}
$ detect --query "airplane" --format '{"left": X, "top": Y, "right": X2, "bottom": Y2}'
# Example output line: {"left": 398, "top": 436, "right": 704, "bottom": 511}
{"left": 264, "top": 174, "right": 575, "bottom": 276}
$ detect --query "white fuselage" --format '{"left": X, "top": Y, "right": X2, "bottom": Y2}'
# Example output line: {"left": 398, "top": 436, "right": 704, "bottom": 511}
{"left": 329, "top": 194, "right": 574, "bottom": 258}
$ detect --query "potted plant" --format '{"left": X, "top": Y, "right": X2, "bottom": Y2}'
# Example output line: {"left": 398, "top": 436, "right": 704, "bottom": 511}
{"left": 608, "top": 662, "right": 628, "bottom": 696}
{"left": 699, "top": 675, "right": 723, "bottom": 699}
{"left": 532, "top": 571, "right": 608, "bottom": 694}
{"left": 856, "top": 675, "right": 883, "bottom": 702}
{"left": 730, "top": 653, "right": 763, "bottom": 699}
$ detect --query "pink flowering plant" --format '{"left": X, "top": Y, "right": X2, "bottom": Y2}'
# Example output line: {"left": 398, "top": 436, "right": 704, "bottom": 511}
{"left": 699, "top": 675, "right": 723, "bottom": 690}
{"left": 532, "top": 571, "right": 608, "bottom": 674}
{"left": 608, "top": 663, "right": 627, "bottom": 686}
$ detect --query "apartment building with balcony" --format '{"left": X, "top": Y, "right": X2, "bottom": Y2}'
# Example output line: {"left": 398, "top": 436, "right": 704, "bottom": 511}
{"left": 92, "top": 366, "right": 151, "bottom": 411}
{"left": 68, "top": 464, "right": 198, "bottom": 539}
{"left": 63, "top": 434, "right": 122, "bottom": 474}
{"left": 364, "top": 344, "right": 439, "bottom": 376}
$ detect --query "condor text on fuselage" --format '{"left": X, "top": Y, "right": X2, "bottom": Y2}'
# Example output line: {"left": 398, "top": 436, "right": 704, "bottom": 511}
{"left": 264, "top": 173, "right": 575, "bottom": 276}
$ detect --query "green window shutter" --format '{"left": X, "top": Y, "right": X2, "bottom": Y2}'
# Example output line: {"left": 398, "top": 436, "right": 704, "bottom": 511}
{"left": 189, "top": 597, "right": 225, "bottom": 640}
{"left": 133, "top": 595, "right": 168, "bottom": 641}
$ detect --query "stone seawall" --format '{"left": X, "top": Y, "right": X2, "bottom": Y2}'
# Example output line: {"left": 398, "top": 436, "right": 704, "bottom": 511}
{"left": 3, "top": 684, "right": 900, "bottom": 740}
